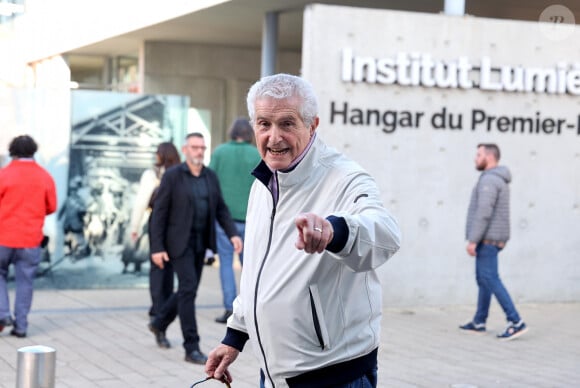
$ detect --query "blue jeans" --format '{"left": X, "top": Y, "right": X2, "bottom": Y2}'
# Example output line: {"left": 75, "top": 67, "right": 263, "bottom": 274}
{"left": 0, "top": 246, "right": 42, "bottom": 333}
{"left": 215, "top": 221, "right": 245, "bottom": 311}
{"left": 259, "top": 368, "right": 378, "bottom": 388}
{"left": 473, "top": 243, "right": 521, "bottom": 324}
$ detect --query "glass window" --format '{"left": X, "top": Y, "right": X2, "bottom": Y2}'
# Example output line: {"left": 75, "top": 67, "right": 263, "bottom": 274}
{"left": 67, "top": 54, "right": 108, "bottom": 90}
{"left": 0, "top": 0, "right": 25, "bottom": 24}
{"left": 66, "top": 54, "right": 139, "bottom": 92}
{"left": 115, "top": 56, "right": 140, "bottom": 93}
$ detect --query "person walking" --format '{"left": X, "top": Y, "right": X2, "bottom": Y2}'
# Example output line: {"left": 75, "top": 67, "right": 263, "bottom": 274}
{"left": 205, "top": 74, "right": 401, "bottom": 387}
{"left": 459, "top": 143, "right": 528, "bottom": 341}
{"left": 0, "top": 135, "right": 57, "bottom": 338}
{"left": 148, "top": 132, "right": 242, "bottom": 364}
{"left": 59, "top": 176, "right": 89, "bottom": 259}
{"left": 209, "top": 118, "right": 261, "bottom": 324}
{"left": 126, "top": 142, "right": 180, "bottom": 322}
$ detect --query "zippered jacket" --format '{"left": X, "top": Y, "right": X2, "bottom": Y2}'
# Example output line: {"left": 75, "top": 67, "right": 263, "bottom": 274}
{"left": 465, "top": 166, "right": 511, "bottom": 243}
{"left": 225, "top": 136, "right": 401, "bottom": 387}
{"left": 209, "top": 141, "right": 261, "bottom": 221}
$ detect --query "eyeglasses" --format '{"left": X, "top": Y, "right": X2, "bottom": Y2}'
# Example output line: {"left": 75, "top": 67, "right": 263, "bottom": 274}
{"left": 190, "top": 376, "right": 232, "bottom": 388}
{"left": 190, "top": 146, "right": 207, "bottom": 151}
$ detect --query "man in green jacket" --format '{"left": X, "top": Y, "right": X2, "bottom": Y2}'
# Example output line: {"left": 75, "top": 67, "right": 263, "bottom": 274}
{"left": 209, "top": 118, "right": 261, "bottom": 323}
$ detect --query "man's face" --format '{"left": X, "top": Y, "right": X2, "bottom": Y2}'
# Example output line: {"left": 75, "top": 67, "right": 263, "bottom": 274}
{"left": 253, "top": 96, "right": 318, "bottom": 171}
{"left": 475, "top": 146, "right": 488, "bottom": 171}
{"left": 182, "top": 136, "right": 206, "bottom": 166}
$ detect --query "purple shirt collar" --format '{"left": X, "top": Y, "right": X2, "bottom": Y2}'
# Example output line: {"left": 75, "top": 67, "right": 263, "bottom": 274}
{"left": 268, "top": 132, "right": 317, "bottom": 204}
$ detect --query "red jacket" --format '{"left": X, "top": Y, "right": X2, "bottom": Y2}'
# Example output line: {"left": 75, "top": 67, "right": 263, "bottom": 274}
{"left": 0, "top": 159, "right": 57, "bottom": 248}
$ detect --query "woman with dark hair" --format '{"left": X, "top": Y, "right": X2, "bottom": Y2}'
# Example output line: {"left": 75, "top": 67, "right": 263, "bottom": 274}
{"left": 123, "top": 142, "right": 180, "bottom": 322}
{"left": 128, "top": 142, "right": 181, "bottom": 243}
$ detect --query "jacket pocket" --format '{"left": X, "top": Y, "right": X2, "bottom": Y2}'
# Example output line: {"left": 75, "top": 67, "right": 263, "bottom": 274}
{"left": 308, "top": 284, "right": 331, "bottom": 350}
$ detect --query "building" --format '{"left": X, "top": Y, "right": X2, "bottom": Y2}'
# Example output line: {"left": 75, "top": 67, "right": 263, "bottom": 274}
{"left": 1, "top": 0, "right": 579, "bottom": 305}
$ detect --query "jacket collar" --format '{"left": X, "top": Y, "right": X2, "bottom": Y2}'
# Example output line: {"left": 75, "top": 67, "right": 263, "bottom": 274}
{"left": 252, "top": 135, "right": 322, "bottom": 189}
{"left": 178, "top": 162, "right": 206, "bottom": 177}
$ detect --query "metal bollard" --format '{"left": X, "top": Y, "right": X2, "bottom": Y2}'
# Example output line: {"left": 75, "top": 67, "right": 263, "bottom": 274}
{"left": 16, "top": 345, "right": 56, "bottom": 388}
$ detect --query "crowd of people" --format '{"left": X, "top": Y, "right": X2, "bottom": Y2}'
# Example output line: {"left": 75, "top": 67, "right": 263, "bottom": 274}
{"left": 0, "top": 73, "right": 528, "bottom": 388}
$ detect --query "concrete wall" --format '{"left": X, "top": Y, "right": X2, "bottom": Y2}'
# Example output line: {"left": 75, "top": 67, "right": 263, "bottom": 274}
{"left": 303, "top": 5, "right": 580, "bottom": 306}
{"left": 8, "top": 0, "right": 228, "bottom": 63}
{"left": 143, "top": 42, "right": 301, "bottom": 146}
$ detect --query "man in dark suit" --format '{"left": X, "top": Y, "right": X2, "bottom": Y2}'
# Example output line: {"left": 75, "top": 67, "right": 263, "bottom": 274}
{"left": 148, "top": 132, "right": 242, "bottom": 364}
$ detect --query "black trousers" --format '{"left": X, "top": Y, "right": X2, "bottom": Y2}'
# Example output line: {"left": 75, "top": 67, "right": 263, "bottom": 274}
{"left": 148, "top": 257, "right": 174, "bottom": 318}
{"left": 155, "top": 245, "right": 205, "bottom": 354}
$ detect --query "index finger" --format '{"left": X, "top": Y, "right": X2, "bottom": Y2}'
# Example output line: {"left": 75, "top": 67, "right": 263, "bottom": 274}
{"left": 294, "top": 213, "right": 310, "bottom": 229}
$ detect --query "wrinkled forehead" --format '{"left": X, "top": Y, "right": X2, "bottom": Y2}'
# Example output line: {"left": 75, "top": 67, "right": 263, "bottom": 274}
{"left": 255, "top": 95, "right": 300, "bottom": 108}
{"left": 254, "top": 96, "right": 302, "bottom": 119}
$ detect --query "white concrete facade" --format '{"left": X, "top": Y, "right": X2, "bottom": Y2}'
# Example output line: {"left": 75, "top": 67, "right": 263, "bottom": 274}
{"left": 1, "top": 2, "right": 579, "bottom": 305}
{"left": 142, "top": 42, "right": 300, "bottom": 144}
{"left": 302, "top": 5, "right": 580, "bottom": 306}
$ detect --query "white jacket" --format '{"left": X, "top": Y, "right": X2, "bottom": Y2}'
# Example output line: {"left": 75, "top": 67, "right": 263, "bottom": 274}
{"left": 229, "top": 136, "right": 401, "bottom": 387}
{"left": 128, "top": 168, "right": 159, "bottom": 235}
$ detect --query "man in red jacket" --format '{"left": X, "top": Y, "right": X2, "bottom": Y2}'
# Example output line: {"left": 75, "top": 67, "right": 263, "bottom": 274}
{"left": 0, "top": 135, "right": 57, "bottom": 338}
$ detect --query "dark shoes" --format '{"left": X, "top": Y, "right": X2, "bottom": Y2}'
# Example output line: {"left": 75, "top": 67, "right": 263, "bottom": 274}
{"left": 10, "top": 329, "right": 26, "bottom": 338}
{"left": 459, "top": 321, "right": 486, "bottom": 333}
{"left": 185, "top": 349, "right": 208, "bottom": 365}
{"left": 1, "top": 317, "right": 25, "bottom": 337}
{"left": 497, "top": 320, "right": 528, "bottom": 341}
{"left": 0, "top": 316, "right": 14, "bottom": 332}
{"left": 214, "top": 310, "right": 233, "bottom": 324}
{"left": 148, "top": 322, "right": 171, "bottom": 349}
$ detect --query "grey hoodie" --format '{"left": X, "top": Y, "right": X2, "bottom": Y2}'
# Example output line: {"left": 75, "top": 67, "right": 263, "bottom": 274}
{"left": 466, "top": 165, "right": 511, "bottom": 243}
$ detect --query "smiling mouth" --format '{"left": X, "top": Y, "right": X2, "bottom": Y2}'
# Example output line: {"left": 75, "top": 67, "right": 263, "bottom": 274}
{"left": 268, "top": 148, "right": 289, "bottom": 155}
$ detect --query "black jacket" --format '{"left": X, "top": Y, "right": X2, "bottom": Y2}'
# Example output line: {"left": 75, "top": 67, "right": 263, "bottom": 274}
{"left": 149, "top": 163, "right": 238, "bottom": 258}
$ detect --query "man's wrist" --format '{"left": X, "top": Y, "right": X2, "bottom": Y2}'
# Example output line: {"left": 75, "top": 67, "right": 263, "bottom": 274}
{"left": 222, "top": 327, "right": 249, "bottom": 352}
{"left": 326, "top": 216, "right": 347, "bottom": 253}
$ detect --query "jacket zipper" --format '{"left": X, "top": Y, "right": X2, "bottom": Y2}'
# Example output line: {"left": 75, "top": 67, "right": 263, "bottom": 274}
{"left": 253, "top": 178, "right": 278, "bottom": 387}
{"left": 309, "top": 289, "right": 325, "bottom": 350}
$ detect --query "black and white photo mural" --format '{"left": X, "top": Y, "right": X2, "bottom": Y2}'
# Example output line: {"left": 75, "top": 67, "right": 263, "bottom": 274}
{"left": 37, "top": 90, "right": 190, "bottom": 289}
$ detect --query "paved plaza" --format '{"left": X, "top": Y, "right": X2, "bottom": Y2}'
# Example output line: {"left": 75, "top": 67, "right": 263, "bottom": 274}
{"left": 0, "top": 266, "right": 578, "bottom": 387}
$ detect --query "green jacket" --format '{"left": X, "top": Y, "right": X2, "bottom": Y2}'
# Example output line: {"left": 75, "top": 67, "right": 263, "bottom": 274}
{"left": 209, "top": 141, "right": 261, "bottom": 221}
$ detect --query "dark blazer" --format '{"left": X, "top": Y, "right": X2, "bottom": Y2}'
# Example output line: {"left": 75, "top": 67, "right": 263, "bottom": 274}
{"left": 149, "top": 163, "right": 238, "bottom": 259}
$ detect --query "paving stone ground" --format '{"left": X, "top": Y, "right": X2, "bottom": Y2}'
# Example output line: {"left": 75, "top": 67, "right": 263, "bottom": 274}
{"left": 0, "top": 266, "right": 578, "bottom": 387}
